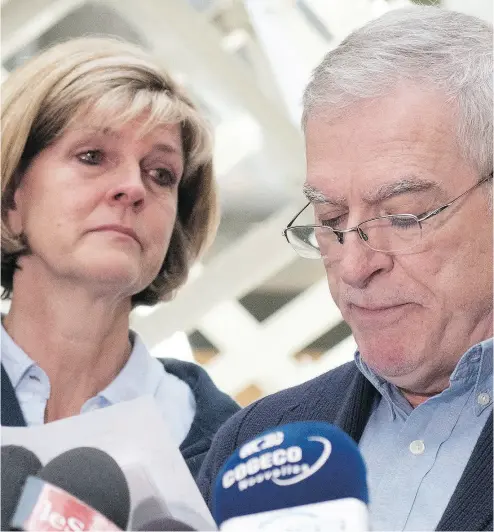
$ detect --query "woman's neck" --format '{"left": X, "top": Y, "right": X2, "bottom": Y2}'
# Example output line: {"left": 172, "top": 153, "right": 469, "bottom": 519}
{"left": 4, "top": 279, "right": 133, "bottom": 422}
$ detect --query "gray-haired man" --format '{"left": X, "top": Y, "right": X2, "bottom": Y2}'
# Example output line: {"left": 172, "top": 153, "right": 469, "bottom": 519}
{"left": 198, "top": 7, "right": 493, "bottom": 530}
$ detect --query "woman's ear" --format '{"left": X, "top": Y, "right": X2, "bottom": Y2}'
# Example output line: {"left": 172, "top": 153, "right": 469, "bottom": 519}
{"left": 7, "top": 185, "right": 24, "bottom": 236}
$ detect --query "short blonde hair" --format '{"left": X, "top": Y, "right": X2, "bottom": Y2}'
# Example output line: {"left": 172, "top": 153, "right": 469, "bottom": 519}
{"left": 1, "top": 37, "right": 217, "bottom": 306}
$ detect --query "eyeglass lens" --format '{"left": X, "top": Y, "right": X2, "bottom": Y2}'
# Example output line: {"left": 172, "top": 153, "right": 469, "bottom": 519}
{"left": 287, "top": 215, "right": 422, "bottom": 258}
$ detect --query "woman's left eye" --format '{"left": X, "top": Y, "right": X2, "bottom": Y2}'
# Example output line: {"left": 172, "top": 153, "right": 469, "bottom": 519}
{"left": 147, "top": 168, "right": 178, "bottom": 187}
{"left": 77, "top": 150, "right": 104, "bottom": 165}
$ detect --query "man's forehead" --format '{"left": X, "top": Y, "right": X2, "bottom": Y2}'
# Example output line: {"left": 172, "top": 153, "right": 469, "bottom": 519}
{"left": 304, "top": 88, "right": 460, "bottom": 170}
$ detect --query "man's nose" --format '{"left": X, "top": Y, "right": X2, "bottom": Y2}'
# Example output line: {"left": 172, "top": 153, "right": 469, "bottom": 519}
{"left": 330, "top": 230, "right": 393, "bottom": 289}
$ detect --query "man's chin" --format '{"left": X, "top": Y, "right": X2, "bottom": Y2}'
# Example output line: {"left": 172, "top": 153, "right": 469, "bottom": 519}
{"left": 357, "top": 341, "right": 418, "bottom": 381}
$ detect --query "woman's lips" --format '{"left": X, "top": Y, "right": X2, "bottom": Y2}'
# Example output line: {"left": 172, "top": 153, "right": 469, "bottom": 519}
{"left": 90, "top": 225, "right": 141, "bottom": 248}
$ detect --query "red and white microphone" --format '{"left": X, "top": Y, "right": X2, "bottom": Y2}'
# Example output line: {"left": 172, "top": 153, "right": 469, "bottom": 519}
{"left": 9, "top": 447, "right": 130, "bottom": 531}
{"left": 10, "top": 476, "right": 121, "bottom": 531}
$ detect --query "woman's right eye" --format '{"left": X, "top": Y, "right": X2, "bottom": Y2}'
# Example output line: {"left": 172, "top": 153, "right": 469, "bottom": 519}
{"left": 77, "top": 150, "right": 104, "bottom": 165}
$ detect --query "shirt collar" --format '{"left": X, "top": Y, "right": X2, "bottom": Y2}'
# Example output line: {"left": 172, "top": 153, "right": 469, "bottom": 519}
{"left": 97, "top": 330, "right": 164, "bottom": 405}
{"left": 1, "top": 322, "right": 36, "bottom": 389}
{"left": 354, "top": 352, "right": 411, "bottom": 420}
{"left": 1, "top": 322, "right": 163, "bottom": 406}
{"left": 470, "top": 338, "right": 492, "bottom": 416}
{"left": 355, "top": 338, "right": 493, "bottom": 418}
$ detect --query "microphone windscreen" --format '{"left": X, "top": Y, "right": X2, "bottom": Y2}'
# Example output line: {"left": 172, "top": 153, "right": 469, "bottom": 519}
{"left": 213, "top": 422, "right": 368, "bottom": 527}
{"left": 136, "top": 517, "right": 196, "bottom": 531}
{"left": 1, "top": 446, "right": 42, "bottom": 530}
{"left": 37, "top": 447, "right": 130, "bottom": 529}
{"left": 131, "top": 496, "right": 171, "bottom": 530}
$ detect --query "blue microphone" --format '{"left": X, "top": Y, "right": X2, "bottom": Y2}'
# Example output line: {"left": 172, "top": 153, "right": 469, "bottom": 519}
{"left": 213, "top": 422, "right": 369, "bottom": 531}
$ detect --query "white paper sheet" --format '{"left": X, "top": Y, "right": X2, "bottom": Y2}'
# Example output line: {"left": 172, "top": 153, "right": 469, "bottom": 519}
{"left": 1, "top": 395, "right": 216, "bottom": 531}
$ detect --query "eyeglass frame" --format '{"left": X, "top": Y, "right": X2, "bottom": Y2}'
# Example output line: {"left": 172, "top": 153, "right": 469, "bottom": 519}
{"left": 282, "top": 173, "right": 492, "bottom": 253}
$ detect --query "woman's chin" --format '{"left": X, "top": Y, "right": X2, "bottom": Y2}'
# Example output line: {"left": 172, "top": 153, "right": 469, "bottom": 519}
{"left": 77, "top": 262, "right": 147, "bottom": 294}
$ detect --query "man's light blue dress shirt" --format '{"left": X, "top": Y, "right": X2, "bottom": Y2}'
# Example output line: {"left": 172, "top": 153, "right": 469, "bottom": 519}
{"left": 357, "top": 338, "right": 493, "bottom": 531}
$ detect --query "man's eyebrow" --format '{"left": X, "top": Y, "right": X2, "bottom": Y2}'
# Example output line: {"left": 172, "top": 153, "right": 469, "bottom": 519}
{"left": 303, "top": 176, "right": 441, "bottom": 206}
{"left": 303, "top": 183, "right": 346, "bottom": 206}
{"left": 363, "top": 176, "right": 441, "bottom": 204}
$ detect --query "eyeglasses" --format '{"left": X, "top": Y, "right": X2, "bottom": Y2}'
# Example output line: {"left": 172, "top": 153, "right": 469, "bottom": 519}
{"left": 283, "top": 174, "right": 492, "bottom": 259}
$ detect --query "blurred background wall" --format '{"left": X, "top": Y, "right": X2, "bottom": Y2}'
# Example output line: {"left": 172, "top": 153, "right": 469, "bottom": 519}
{"left": 2, "top": 0, "right": 492, "bottom": 406}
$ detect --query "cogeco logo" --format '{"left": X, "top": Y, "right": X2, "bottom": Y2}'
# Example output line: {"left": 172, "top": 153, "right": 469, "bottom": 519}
{"left": 221, "top": 433, "right": 332, "bottom": 492}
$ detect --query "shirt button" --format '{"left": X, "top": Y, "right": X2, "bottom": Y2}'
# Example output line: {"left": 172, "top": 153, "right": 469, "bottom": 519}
{"left": 409, "top": 440, "right": 425, "bottom": 455}
{"left": 477, "top": 393, "right": 490, "bottom": 406}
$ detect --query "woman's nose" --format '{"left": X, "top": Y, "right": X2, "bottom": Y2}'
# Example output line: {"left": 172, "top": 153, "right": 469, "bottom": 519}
{"left": 106, "top": 165, "right": 146, "bottom": 209}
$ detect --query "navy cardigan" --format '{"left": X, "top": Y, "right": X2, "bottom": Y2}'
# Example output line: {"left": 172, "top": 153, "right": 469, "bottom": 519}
{"left": 1, "top": 359, "right": 239, "bottom": 479}
{"left": 197, "top": 361, "right": 493, "bottom": 531}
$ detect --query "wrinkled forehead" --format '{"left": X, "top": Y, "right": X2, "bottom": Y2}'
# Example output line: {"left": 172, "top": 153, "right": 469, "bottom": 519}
{"left": 304, "top": 92, "right": 476, "bottom": 205}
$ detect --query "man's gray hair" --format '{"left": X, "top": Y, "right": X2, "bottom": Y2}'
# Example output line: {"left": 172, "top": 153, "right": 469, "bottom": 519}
{"left": 302, "top": 7, "right": 493, "bottom": 177}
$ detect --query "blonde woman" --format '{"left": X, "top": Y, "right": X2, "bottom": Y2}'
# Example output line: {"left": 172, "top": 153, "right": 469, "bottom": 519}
{"left": 1, "top": 37, "right": 239, "bottom": 477}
